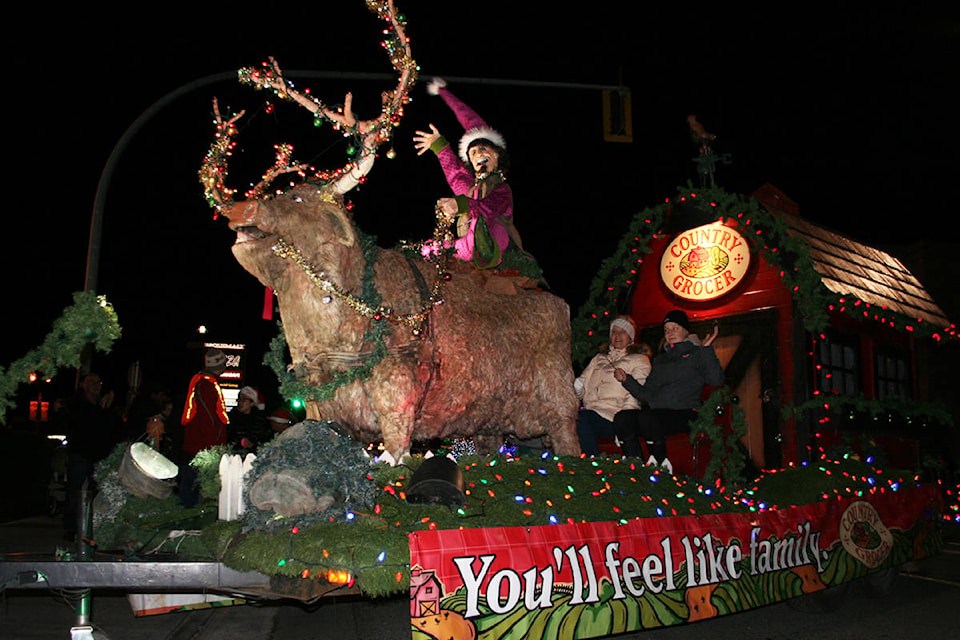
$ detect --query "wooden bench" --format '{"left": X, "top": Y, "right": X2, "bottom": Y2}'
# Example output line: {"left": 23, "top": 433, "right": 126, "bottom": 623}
{"left": 594, "top": 387, "right": 729, "bottom": 478}
{"left": 595, "top": 432, "right": 712, "bottom": 477}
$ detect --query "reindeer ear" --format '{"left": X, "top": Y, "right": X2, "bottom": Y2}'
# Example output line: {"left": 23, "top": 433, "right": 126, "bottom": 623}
{"left": 315, "top": 191, "right": 357, "bottom": 248}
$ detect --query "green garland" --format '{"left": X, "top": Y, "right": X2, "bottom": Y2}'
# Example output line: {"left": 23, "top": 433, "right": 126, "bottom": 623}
{"left": 785, "top": 394, "right": 953, "bottom": 472}
{"left": 264, "top": 228, "right": 390, "bottom": 404}
{"left": 689, "top": 386, "right": 749, "bottom": 486}
{"left": 192, "top": 444, "right": 235, "bottom": 500}
{"left": 0, "top": 291, "right": 121, "bottom": 423}
{"left": 784, "top": 394, "right": 954, "bottom": 429}
{"left": 571, "top": 183, "right": 831, "bottom": 367}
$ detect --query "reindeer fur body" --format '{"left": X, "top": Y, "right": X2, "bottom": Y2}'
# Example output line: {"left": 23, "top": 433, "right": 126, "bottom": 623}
{"left": 226, "top": 184, "right": 580, "bottom": 458}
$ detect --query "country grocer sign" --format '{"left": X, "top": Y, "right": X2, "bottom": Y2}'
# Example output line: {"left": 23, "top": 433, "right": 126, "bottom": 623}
{"left": 660, "top": 221, "right": 750, "bottom": 301}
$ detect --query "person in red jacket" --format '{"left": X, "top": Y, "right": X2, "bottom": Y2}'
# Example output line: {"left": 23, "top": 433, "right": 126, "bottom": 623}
{"left": 178, "top": 348, "right": 229, "bottom": 505}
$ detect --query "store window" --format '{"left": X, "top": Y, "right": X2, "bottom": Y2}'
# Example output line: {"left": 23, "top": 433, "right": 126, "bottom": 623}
{"left": 817, "top": 334, "right": 860, "bottom": 396}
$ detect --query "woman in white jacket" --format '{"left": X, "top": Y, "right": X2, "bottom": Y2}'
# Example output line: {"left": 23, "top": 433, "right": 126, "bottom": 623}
{"left": 574, "top": 316, "right": 652, "bottom": 456}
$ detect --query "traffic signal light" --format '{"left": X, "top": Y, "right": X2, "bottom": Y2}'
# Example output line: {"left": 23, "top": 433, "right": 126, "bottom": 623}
{"left": 602, "top": 89, "right": 633, "bottom": 143}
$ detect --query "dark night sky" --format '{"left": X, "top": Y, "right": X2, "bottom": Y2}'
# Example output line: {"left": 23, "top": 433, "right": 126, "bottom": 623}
{"left": 3, "top": 3, "right": 958, "bottom": 409}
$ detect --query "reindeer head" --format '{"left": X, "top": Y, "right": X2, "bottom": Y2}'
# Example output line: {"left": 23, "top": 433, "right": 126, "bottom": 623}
{"left": 223, "top": 182, "right": 366, "bottom": 294}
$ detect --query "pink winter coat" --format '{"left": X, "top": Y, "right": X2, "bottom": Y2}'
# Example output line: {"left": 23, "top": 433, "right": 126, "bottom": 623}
{"left": 435, "top": 143, "right": 512, "bottom": 263}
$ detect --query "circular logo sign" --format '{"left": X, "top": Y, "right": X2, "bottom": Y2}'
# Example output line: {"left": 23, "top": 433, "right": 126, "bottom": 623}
{"left": 839, "top": 501, "right": 894, "bottom": 569}
{"left": 660, "top": 221, "right": 750, "bottom": 301}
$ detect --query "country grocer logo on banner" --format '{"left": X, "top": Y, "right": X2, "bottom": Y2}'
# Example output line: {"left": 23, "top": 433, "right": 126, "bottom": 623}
{"left": 660, "top": 221, "right": 750, "bottom": 301}
{"left": 839, "top": 501, "right": 894, "bottom": 569}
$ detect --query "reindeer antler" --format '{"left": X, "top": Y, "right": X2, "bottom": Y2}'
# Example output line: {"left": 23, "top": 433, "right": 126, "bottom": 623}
{"left": 199, "top": 98, "right": 246, "bottom": 215}
{"left": 200, "top": 0, "right": 417, "bottom": 214}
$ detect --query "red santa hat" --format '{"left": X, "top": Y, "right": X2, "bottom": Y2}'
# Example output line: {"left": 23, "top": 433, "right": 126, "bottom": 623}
{"left": 267, "top": 408, "right": 293, "bottom": 431}
{"left": 238, "top": 386, "right": 265, "bottom": 411}
{"left": 427, "top": 77, "right": 506, "bottom": 163}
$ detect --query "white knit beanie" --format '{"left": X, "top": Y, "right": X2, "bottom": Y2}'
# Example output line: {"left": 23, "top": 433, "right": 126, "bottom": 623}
{"left": 609, "top": 317, "right": 636, "bottom": 342}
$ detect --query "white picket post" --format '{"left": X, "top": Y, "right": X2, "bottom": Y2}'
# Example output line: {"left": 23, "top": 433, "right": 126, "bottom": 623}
{"left": 218, "top": 454, "right": 232, "bottom": 520}
{"left": 219, "top": 453, "right": 257, "bottom": 521}
{"left": 239, "top": 453, "right": 256, "bottom": 517}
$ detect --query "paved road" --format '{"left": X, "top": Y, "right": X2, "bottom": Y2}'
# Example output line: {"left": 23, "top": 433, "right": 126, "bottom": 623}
{"left": 2, "top": 515, "right": 958, "bottom": 639}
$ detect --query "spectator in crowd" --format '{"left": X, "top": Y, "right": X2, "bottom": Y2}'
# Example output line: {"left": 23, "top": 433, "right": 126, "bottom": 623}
{"left": 59, "top": 373, "right": 122, "bottom": 539}
{"left": 228, "top": 386, "right": 272, "bottom": 451}
{"left": 124, "top": 382, "right": 171, "bottom": 442}
{"left": 178, "top": 349, "right": 229, "bottom": 506}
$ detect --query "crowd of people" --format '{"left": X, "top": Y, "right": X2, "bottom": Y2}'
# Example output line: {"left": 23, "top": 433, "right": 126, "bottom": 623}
{"left": 56, "top": 348, "right": 294, "bottom": 536}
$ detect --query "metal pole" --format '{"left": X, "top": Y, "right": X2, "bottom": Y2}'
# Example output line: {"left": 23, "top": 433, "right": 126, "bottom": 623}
{"left": 83, "top": 71, "right": 237, "bottom": 294}
{"left": 73, "top": 482, "right": 94, "bottom": 632}
{"left": 83, "top": 70, "right": 626, "bottom": 294}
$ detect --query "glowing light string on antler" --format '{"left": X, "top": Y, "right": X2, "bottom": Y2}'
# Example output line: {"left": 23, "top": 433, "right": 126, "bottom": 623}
{"left": 199, "top": 0, "right": 418, "bottom": 215}
{"left": 200, "top": 0, "right": 447, "bottom": 339}
{"left": 201, "top": 0, "right": 451, "bottom": 335}
{"left": 199, "top": 98, "right": 244, "bottom": 215}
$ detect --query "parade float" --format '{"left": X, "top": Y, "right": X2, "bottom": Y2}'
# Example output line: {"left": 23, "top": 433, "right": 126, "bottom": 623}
{"left": 1, "top": 2, "right": 956, "bottom": 639}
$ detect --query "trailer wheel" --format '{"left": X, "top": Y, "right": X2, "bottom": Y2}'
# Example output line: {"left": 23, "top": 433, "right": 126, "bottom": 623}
{"left": 786, "top": 581, "right": 852, "bottom": 613}
{"left": 864, "top": 567, "right": 898, "bottom": 597}
{"left": 48, "top": 496, "right": 62, "bottom": 518}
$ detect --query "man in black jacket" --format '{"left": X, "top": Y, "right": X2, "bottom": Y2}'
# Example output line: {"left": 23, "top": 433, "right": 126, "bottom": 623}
{"left": 613, "top": 310, "right": 723, "bottom": 472}
{"left": 59, "top": 373, "right": 122, "bottom": 539}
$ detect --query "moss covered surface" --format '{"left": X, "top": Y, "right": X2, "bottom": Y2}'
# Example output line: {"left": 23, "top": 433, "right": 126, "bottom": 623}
{"left": 91, "top": 442, "right": 940, "bottom": 598}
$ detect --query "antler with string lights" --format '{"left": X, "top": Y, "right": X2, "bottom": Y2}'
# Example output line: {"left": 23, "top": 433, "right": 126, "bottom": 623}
{"left": 199, "top": 0, "right": 417, "bottom": 215}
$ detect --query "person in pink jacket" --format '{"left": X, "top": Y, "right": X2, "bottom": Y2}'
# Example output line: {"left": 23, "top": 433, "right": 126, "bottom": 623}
{"left": 574, "top": 316, "right": 652, "bottom": 456}
{"left": 413, "top": 78, "right": 516, "bottom": 268}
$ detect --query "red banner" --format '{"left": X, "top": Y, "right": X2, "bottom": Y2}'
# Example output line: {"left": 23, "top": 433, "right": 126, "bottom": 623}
{"left": 408, "top": 484, "right": 941, "bottom": 639}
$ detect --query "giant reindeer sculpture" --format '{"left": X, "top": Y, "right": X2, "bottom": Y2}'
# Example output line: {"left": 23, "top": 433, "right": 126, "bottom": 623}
{"left": 199, "top": 1, "right": 580, "bottom": 460}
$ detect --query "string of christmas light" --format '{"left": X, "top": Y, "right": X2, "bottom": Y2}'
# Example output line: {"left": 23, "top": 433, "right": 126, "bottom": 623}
{"left": 88, "top": 428, "right": 945, "bottom": 599}
{"left": 199, "top": 0, "right": 418, "bottom": 216}
{"left": 226, "top": 450, "right": 941, "bottom": 596}
{"left": 571, "top": 183, "right": 957, "bottom": 369}
{"left": 198, "top": 98, "right": 242, "bottom": 214}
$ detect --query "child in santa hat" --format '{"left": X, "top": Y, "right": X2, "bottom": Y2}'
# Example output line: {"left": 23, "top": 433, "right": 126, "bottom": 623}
{"left": 228, "top": 386, "right": 271, "bottom": 450}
